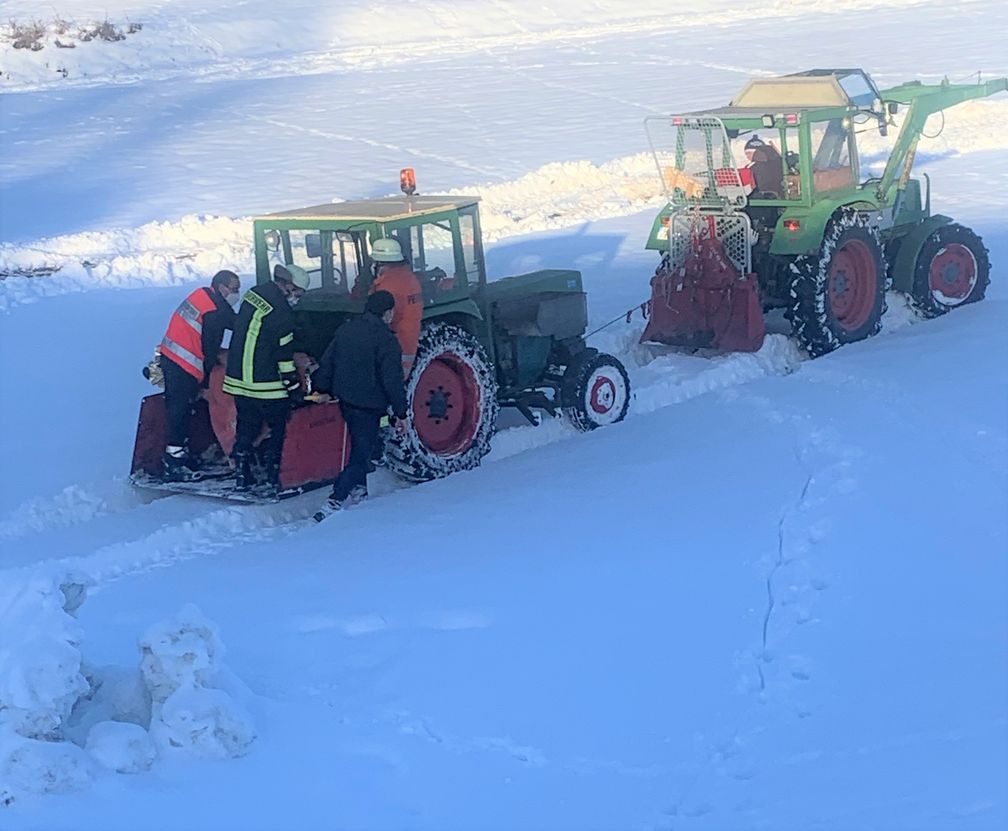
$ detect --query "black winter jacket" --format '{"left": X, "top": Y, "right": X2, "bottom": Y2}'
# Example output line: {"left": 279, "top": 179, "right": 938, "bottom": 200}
{"left": 313, "top": 312, "right": 408, "bottom": 418}
{"left": 223, "top": 281, "right": 297, "bottom": 400}
{"left": 200, "top": 288, "right": 237, "bottom": 384}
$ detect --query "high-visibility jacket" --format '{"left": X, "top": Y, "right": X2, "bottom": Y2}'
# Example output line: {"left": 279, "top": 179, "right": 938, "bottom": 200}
{"left": 371, "top": 263, "right": 422, "bottom": 375}
{"left": 223, "top": 282, "right": 298, "bottom": 400}
{"left": 161, "top": 287, "right": 233, "bottom": 383}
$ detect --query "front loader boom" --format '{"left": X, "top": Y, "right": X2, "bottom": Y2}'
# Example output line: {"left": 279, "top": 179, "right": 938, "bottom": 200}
{"left": 876, "top": 76, "right": 1008, "bottom": 201}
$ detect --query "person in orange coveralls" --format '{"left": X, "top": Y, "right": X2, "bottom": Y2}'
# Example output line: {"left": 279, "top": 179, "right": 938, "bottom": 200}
{"left": 369, "top": 237, "right": 422, "bottom": 377}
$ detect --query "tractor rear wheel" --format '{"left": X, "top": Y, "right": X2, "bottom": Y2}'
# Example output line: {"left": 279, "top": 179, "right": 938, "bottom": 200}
{"left": 386, "top": 322, "right": 498, "bottom": 482}
{"left": 788, "top": 209, "right": 888, "bottom": 358}
{"left": 910, "top": 223, "right": 990, "bottom": 318}
{"left": 562, "top": 352, "right": 631, "bottom": 431}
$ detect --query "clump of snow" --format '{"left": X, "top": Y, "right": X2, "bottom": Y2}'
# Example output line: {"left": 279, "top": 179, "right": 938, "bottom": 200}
{"left": 0, "top": 735, "right": 94, "bottom": 797}
{"left": 139, "top": 604, "right": 255, "bottom": 759}
{"left": 85, "top": 721, "right": 155, "bottom": 774}
{"left": 0, "top": 576, "right": 90, "bottom": 742}
{"left": 155, "top": 686, "right": 255, "bottom": 760}
{"left": 0, "top": 589, "right": 252, "bottom": 802}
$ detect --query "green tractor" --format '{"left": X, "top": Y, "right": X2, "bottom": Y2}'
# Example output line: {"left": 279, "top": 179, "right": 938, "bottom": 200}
{"left": 131, "top": 177, "right": 630, "bottom": 498}
{"left": 641, "top": 69, "right": 1007, "bottom": 356}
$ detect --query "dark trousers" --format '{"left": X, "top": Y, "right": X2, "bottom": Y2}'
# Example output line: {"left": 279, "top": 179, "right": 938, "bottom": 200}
{"left": 233, "top": 396, "right": 290, "bottom": 464}
{"left": 330, "top": 402, "right": 382, "bottom": 502}
{"left": 161, "top": 355, "right": 199, "bottom": 448}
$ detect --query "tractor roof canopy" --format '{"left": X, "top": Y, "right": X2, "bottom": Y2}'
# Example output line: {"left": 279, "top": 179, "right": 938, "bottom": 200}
{"left": 689, "top": 68, "right": 883, "bottom": 123}
{"left": 256, "top": 195, "right": 480, "bottom": 224}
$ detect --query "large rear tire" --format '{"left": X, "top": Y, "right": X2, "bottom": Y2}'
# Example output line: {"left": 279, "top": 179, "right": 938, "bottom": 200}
{"left": 788, "top": 209, "right": 888, "bottom": 357}
{"left": 910, "top": 223, "right": 990, "bottom": 318}
{"left": 386, "top": 322, "right": 498, "bottom": 482}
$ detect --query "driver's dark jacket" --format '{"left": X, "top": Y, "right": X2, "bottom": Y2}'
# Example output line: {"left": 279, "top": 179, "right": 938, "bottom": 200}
{"left": 312, "top": 312, "right": 408, "bottom": 418}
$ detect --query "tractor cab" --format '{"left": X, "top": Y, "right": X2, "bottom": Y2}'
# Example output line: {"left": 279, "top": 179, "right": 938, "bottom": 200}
{"left": 253, "top": 194, "right": 489, "bottom": 359}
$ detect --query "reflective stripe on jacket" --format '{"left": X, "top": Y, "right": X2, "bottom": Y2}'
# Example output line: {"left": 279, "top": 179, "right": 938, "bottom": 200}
{"left": 223, "top": 282, "right": 297, "bottom": 400}
{"left": 161, "top": 287, "right": 219, "bottom": 382}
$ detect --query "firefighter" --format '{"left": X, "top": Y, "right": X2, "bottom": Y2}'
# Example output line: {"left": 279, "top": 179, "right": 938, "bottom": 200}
{"left": 223, "top": 263, "right": 310, "bottom": 494}
{"left": 309, "top": 290, "right": 408, "bottom": 522}
{"left": 159, "top": 269, "right": 240, "bottom": 480}
{"left": 369, "top": 238, "right": 422, "bottom": 376}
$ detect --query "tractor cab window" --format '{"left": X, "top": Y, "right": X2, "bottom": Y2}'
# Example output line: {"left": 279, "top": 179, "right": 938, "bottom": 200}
{"left": 395, "top": 218, "right": 467, "bottom": 304}
{"left": 458, "top": 210, "right": 482, "bottom": 284}
{"left": 780, "top": 127, "right": 802, "bottom": 200}
{"left": 810, "top": 118, "right": 855, "bottom": 194}
{"left": 268, "top": 230, "right": 366, "bottom": 293}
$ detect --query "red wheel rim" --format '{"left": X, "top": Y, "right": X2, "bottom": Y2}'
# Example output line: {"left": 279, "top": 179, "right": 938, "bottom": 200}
{"left": 412, "top": 355, "right": 480, "bottom": 455}
{"left": 828, "top": 239, "right": 877, "bottom": 331}
{"left": 928, "top": 243, "right": 977, "bottom": 304}
{"left": 590, "top": 376, "right": 617, "bottom": 415}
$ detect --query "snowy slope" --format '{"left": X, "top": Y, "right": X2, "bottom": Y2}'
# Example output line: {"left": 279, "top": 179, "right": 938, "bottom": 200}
{"left": 1, "top": 1, "right": 1007, "bottom": 828}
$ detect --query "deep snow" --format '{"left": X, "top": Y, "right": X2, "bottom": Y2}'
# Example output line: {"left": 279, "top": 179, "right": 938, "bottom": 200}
{"left": 1, "top": 1, "right": 1007, "bottom": 829}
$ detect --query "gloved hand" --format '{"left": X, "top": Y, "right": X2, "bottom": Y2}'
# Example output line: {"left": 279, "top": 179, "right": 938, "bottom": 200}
{"left": 283, "top": 375, "right": 304, "bottom": 402}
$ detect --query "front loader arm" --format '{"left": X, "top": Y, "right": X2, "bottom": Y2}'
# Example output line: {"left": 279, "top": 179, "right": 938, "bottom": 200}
{"left": 875, "top": 76, "right": 1007, "bottom": 201}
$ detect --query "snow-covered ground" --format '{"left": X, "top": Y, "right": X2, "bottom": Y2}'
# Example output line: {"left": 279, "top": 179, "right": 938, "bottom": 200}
{"left": 1, "top": 1, "right": 1007, "bottom": 828}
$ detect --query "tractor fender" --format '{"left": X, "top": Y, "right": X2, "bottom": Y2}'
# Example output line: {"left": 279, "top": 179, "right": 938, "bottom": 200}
{"left": 889, "top": 214, "right": 954, "bottom": 293}
{"left": 421, "top": 298, "right": 483, "bottom": 323}
{"left": 769, "top": 199, "right": 881, "bottom": 257}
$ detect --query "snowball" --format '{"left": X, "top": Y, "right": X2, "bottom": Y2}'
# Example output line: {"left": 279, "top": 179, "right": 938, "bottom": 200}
{"left": 153, "top": 685, "right": 255, "bottom": 759}
{"left": 85, "top": 721, "right": 156, "bottom": 774}
{"left": 0, "top": 733, "right": 93, "bottom": 795}
{"left": 138, "top": 604, "right": 223, "bottom": 704}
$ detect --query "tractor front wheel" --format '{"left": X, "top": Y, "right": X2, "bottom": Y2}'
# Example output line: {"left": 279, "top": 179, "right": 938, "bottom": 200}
{"left": 386, "top": 322, "right": 498, "bottom": 482}
{"left": 788, "top": 209, "right": 887, "bottom": 358}
{"left": 562, "top": 352, "right": 631, "bottom": 431}
{"left": 910, "top": 223, "right": 990, "bottom": 318}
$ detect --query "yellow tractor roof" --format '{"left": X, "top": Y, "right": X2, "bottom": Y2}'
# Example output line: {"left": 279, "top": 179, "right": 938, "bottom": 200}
{"left": 255, "top": 195, "right": 480, "bottom": 223}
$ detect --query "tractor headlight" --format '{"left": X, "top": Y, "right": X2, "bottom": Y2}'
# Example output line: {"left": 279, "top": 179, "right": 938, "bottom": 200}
{"left": 761, "top": 114, "right": 774, "bottom": 128}
{"left": 264, "top": 230, "right": 280, "bottom": 251}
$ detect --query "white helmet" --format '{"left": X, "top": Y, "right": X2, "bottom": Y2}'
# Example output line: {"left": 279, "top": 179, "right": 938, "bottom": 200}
{"left": 371, "top": 237, "right": 404, "bottom": 263}
{"left": 274, "top": 263, "right": 311, "bottom": 290}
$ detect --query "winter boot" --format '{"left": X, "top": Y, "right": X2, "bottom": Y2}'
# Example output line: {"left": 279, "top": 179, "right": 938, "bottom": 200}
{"left": 312, "top": 496, "right": 343, "bottom": 524}
{"left": 232, "top": 450, "right": 253, "bottom": 491}
{"left": 253, "top": 456, "right": 281, "bottom": 500}
{"left": 163, "top": 446, "right": 198, "bottom": 482}
{"left": 346, "top": 485, "right": 368, "bottom": 506}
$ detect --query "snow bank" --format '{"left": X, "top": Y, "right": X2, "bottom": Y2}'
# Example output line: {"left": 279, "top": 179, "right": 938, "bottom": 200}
{"left": 0, "top": 0, "right": 942, "bottom": 93}
{"left": 4, "top": 94, "right": 1006, "bottom": 313}
{"left": 0, "top": 588, "right": 252, "bottom": 804}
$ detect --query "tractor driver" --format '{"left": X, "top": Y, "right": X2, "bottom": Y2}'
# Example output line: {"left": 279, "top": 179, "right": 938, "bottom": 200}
{"left": 744, "top": 135, "right": 785, "bottom": 198}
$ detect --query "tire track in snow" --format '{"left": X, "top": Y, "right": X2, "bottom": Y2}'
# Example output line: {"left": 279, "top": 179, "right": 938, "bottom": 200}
{"left": 1, "top": 498, "right": 307, "bottom": 589}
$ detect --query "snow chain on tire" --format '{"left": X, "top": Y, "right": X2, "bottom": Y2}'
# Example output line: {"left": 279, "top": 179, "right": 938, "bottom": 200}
{"left": 386, "top": 321, "right": 499, "bottom": 482}
{"left": 561, "top": 351, "right": 631, "bottom": 432}
{"left": 909, "top": 223, "right": 990, "bottom": 319}
{"left": 787, "top": 208, "right": 888, "bottom": 358}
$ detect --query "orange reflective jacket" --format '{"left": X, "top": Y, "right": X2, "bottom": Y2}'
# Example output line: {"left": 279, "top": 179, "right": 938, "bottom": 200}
{"left": 160, "top": 287, "right": 218, "bottom": 382}
{"left": 372, "top": 264, "right": 422, "bottom": 374}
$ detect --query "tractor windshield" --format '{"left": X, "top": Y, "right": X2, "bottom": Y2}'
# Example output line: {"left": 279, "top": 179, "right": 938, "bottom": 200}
{"left": 263, "top": 228, "right": 368, "bottom": 294}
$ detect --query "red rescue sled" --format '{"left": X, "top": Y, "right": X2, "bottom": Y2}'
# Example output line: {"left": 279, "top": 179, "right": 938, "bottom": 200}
{"left": 130, "top": 359, "right": 349, "bottom": 502}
